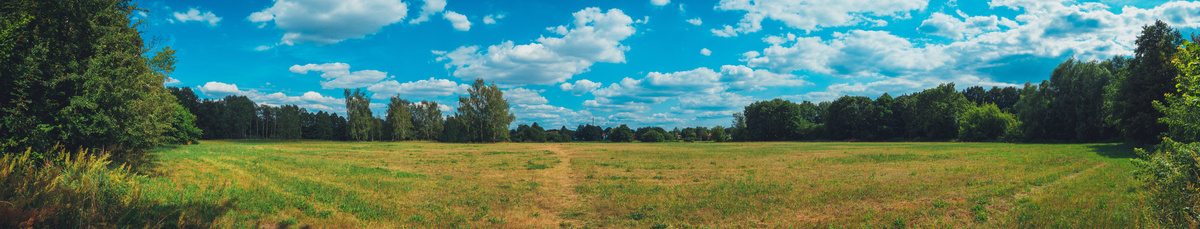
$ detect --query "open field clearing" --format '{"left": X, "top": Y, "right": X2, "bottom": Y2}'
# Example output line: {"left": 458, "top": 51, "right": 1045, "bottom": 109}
{"left": 138, "top": 140, "right": 1151, "bottom": 228}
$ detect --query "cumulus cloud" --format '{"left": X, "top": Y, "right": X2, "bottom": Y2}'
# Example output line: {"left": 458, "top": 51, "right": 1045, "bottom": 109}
{"left": 743, "top": 31, "right": 951, "bottom": 77}
{"left": 511, "top": 104, "right": 596, "bottom": 127}
{"left": 248, "top": 0, "right": 408, "bottom": 45}
{"left": 289, "top": 63, "right": 390, "bottom": 89}
{"left": 165, "top": 77, "right": 182, "bottom": 85}
{"left": 687, "top": 17, "right": 702, "bottom": 26}
{"left": 712, "top": 0, "right": 928, "bottom": 37}
{"left": 651, "top": 0, "right": 670, "bottom": 6}
{"left": 172, "top": 8, "right": 222, "bottom": 26}
{"left": 196, "top": 81, "right": 346, "bottom": 113}
{"left": 585, "top": 66, "right": 804, "bottom": 111}
{"left": 443, "top": 11, "right": 471, "bottom": 31}
{"left": 504, "top": 88, "right": 549, "bottom": 104}
{"left": 918, "top": 11, "right": 1007, "bottom": 40}
{"left": 559, "top": 79, "right": 602, "bottom": 96}
{"left": 435, "top": 8, "right": 639, "bottom": 85}
{"left": 409, "top": 0, "right": 446, "bottom": 24}
{"left": 700, "top": 48, "right": 712, "bottom": 56}
{"left": 368, "top": 77, "right": 468, "bottom": 98}
{"left": 483, "top": 14, "right": 505, "bottom": 24}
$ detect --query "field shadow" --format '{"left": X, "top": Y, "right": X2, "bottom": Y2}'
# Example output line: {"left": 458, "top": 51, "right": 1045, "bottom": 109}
{"left": 1086, "top": 143, "right": 1139, "bottom": 159}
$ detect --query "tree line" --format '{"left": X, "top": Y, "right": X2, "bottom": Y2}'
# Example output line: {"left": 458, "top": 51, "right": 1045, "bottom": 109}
{"left": 729, "top": 21, "right": 1196, "bottom": 145}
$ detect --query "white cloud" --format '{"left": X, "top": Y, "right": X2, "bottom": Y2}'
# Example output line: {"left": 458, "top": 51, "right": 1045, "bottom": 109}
{"left": 918, "top": 12, "right": 1006, "bottom": 40}
{"left": 435, "top": 8, "right": 639, "bottom": 85}
{"left": 700, "top": 48, "right": 712, "bottom": 56}
{"left": 504, "top": 88, "right": 549, "bottom": 104}
{"left": 743, "top": 31, "right": 951, "bottom": 77}
{"left": 711, "top": 0, "right": 928, "bottom": 37}
{"left": 248, "top": 0, "right": 408, "bottom": 45}
{"left": 196, "top": 82, "right": 347, "bottom": 113}
{"left": 409, "top": 0, "right": 446, "bottom": 24}
{"left": 443, "top": 11, "right": 471, "bottom": 31}
{"left": 165, "top": 77, "right": 182, "bottom": 85}
{"left": 483, "top": 14, "right": 505, "bottom": 24}
{"left": 651, "top": 0, "right": 670, "bottom": 6}
{"left": 511, "top": 104, "right": 595, "bottom": 127}
{"left": 585, "top": 66, "right": 805, "bottom": 111}
{"left": 368, "top": 77, "right": 468, "bottom": 98}
{"left": 289, "top": 63, "right": 390, "bottom": 89}
{"left": 559, "top": 79, "right": 602, "bottom": 96}
{"left": 687, "top": 17, "right": 702, "bottom": 25}
{"left": 172, "top": 8, "right": 222, "bottom": 26}
{"left": 254, "top": 45, "right": 272, "bottom": 51}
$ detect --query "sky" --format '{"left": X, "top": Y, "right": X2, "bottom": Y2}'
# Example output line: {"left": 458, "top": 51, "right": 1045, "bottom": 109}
{"left": 142, "top": 0, "right": 1200, "bottom": 129}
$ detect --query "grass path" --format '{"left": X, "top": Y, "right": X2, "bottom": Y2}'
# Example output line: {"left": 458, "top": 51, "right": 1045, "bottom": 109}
{"left": 533, "top": 144, "right": 583, "bottom": 227}
{"left": 1013, "top": 162, "right": 1107, "bottom": 201}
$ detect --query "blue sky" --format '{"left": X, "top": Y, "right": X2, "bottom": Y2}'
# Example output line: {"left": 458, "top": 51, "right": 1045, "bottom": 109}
{"left": 144, "top": 0, "right": 1200, "bottom": 128}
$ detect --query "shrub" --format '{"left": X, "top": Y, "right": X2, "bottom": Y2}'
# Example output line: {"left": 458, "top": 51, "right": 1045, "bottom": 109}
{"left": 1134, "top": 138, "right": 1200, "bottom": 227}
{"left": 640, "top": 131, "right": 665, "bottom": 142}
{"left": 0, "top": 146, "right": 230, "bottom": 228}
{"left": 957, "top": 103, "right": 1020, "bottom": 142}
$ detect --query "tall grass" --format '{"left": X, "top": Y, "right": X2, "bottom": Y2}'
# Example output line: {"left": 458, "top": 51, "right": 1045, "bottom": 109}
{"left": 0, "top": 146, "right": 231, "bottom": 228}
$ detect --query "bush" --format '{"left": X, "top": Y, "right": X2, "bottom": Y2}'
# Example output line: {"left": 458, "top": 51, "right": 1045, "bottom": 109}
{"left": 957, "top": 103, "right": 1020, "bottom": 142}
{"left": 640, "top": 131, "right": 665, "bottom": 142}
{"left": 1134, "top": 138, "right": 1200, "bottom": 228}
{"left": 0, "top": 146, "right": 230, "bottom": 228}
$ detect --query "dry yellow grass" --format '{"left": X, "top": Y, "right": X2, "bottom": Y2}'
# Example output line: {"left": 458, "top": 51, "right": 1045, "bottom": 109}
{"left": 139, "top": 140, "right": 1151, "bottom": 228}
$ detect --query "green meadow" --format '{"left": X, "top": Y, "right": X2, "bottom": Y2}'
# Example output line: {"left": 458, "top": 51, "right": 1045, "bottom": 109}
{"left": 137, "top": 140, "right": 1152, "bottom": 228}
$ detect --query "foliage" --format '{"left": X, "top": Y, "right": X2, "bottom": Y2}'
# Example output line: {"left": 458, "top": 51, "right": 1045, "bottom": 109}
{"left": 609, "top": 125, "right": 635, "bottom": 142}
{"left": 0, "top": 146, "right": 230, "bottom": 228}
{"left": 276, "top": 105, "right": 302, "bottom": 140}
{"left": 1133, "top": 138, "right": 1200, "bottom": 228}
{"left": 1015, "top": 81, "right": 1055, "bottom": 141}
{"left": 1048, "top": 59, "right": 1118, "bottom": 141}
{"left": 386, "top": 96, "right": 414, "bottom": 141}
{"left": 1155, "top": 40, "right": 1200, "bottom": 142}
{"left": 574, "top": 124, "right": 605, "bottom": 141}
{"left": 411, "top": 101, "right": 443, "bottom": 141}
{"left": 166, "top": 104, "right": 202, "bottom": 144}
{"left": 909, "top": 83, "right": 971, "bottom": 140}
{"left": 639, "top": 131, "right": 665, "bottom": 143}
{"left": 345, "top": 89, "right": 374, "bottom": 141}
{"left": 1, "top": 0, "right": 184, "bottom": 156}
{"left": 957, "top": 103, "right": 1020, "bottom": 142}
{"left": 710, "top": 126, "right": 729, "bottom": 142}
{"left": 1110, "top": 20, "right": 1183, "bottom": 144}
{"left": 742, "top": 99, "right": 804, "bottom": 141}
{"left": 457, "top": 79, "right": 515, "bottom": 142}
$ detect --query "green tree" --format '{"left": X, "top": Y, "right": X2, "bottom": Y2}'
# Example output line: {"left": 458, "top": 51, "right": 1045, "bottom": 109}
{"left": 1047, "top": 58, "right": 1117, "bottom": 141}
{"left": 457, "top": 79, "right": 515, "bottom": 142}
{"left": 909, "top": 83, "right": 971, "bottom": 140}
{"left": 527, "top": 122, "right": 547, "bottom": 142}
{"left": 1155, "top": 40, "right": 1200, "bottom": 142}
{"left": 276, "top": 105, "right": 302, "bottom": 140}
{"left": 1015, "top": 81, "right": 1055, "bottom": 141}
{"left": 957, "top": 103, "right": 1020, "bottom": 142}
{"left": 710, "top": 126, "right": 728, "bottom": 142}
{"left": 609, "top": 125, "right": 635, "bottom": 142}
{"left": 1, "top": 0, "right": 185, "bottom": 155}
{"left": 1110, "top": 20, "right": 1183, "bottom": 144}
{"left": 344, "top": 89, "right": 373, "bottom": 141}
{"left": 440, "top": 115, "right": 469, "bottom": 143}
{"left": 411, "top": 101, "right": 444, "bottom": 141}
{"left": 385, "top": 96, "right": 414, "bottom": 141}
{"left": 742, "top": 99, "right": 803, "bottom": 141}
{"left": 826, "top": 96, "right": 875, "bottom": 140}
{"left": 640, "top": 131, "right": 665, "bottom": 142}
{"left": 223, "top": 95, "right": 256, "bottom": 139}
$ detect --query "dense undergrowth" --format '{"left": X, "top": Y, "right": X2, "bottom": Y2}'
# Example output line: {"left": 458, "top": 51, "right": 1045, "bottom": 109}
{"left": 0, "top": 146, "right": 232, "bottom": 228}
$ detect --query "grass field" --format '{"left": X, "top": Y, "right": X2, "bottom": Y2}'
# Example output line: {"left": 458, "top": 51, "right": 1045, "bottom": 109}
{"left": 136, "top": 140, "right": 1152, "bottom": 228}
